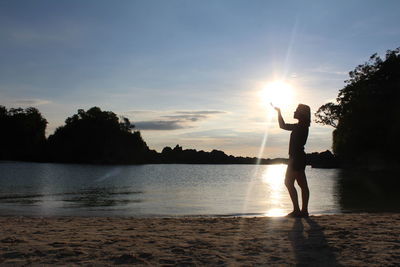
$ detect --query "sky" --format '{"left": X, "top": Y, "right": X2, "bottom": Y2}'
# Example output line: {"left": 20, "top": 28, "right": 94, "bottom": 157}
{"left": 1, "top": 0, "right": 399, "bottom": 158}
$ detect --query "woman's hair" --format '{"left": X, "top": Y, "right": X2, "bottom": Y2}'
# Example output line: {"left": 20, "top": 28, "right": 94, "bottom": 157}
{"left": 297, "top": 104, "right": 311, "bottom": 127}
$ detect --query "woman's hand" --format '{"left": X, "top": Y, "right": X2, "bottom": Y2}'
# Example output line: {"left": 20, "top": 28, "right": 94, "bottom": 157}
{"left": 270, "top": 102, "right": 280, "bottom": 113}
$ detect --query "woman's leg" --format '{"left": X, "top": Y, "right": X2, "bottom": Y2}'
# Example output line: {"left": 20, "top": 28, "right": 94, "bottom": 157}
{"left": 285, "top": 166, "right": 301, "bottom": 213}
{"left": 295, "top": 171, "right": 309, "bottom": 214}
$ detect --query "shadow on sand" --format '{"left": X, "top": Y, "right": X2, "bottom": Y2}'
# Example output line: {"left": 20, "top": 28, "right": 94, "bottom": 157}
{"left": 289, "top": 217, "right": 343, "bottom": 267}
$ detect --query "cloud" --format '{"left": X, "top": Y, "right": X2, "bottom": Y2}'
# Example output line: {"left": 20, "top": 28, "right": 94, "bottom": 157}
{"left": 179, "top": 128, "right": 239, "bottom": 139}
{"left": 135, "top": 120, "right": 188, "bottom": 130}
{"left": 308, "top": 66, "right": 348, "bottom": 76}
{"left": 134, "top": 110, "right": 225, "bottom": 131}
{"left": 125, "top": 110, "right": 158, "bottom": 114}
{"left": 161, "top": 114, "right": 207, "bottom": 122}
{"left": 175, "top": 111, "right": 225, "bottom": 115}
{"left": 12, "top": 99, "right": 51, "bottom": 106}
{"left": 164, "top": 111, "right": 226, "bottom": 121}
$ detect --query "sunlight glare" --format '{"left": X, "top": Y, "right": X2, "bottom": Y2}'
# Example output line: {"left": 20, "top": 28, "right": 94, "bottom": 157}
{"left": 262, "top": 164, "right": 286, "bottom": 187}
{"left": 260, "top": 80, "right": 294, "bottom": 108}
{"left": 262, "top": 164, "right": 287, "bottom": 217}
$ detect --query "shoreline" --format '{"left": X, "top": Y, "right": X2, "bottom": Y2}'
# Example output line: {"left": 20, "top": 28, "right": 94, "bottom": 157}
{"left": 1, "top": 213, "right": 399, "bottom": 266}
{"left": 0, "top": 212, "right": 359, "bottom": 218}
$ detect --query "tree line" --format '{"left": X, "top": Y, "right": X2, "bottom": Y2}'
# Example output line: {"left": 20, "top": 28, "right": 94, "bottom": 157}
{"left": 0, "top": 105, "right": 288, "bottom": 165}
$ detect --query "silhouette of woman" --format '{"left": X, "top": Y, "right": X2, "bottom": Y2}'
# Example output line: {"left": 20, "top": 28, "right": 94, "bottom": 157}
{"left": 274, "top": 104, "right": 311, "bottom": 217}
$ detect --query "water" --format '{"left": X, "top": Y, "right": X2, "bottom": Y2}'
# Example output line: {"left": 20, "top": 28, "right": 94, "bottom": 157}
{"left": 0, "top": 161, "right": 398, "bottom": 217}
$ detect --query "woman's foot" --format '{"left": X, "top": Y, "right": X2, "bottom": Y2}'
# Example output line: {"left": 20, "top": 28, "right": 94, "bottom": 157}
{"left": 285, "top": 210, "right": 301, "bottom": 218}
{"left": 299, "top": 211, "right": 309, "bottom": 218}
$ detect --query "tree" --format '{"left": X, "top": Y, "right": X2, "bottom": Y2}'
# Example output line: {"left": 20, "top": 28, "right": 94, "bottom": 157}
{"left": 0, "top": 106, "right": 47, "bottom": 161}
{"left": 47, "top": 107, "right": 149, "bottom": 164}
{"left": 315, "top": 48, "right": 400, "bottom": 165}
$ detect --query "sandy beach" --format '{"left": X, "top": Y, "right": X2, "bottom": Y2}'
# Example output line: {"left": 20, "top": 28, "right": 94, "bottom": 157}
{"left": 0, "top": 214, "right": 399, "bottom": 266}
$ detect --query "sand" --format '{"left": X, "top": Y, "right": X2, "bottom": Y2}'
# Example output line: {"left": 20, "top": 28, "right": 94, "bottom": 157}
{"left": 0, "top": 214, "right": 399, "bottom": 266}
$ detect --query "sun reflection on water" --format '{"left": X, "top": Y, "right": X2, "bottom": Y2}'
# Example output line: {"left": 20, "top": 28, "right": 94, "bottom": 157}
{"left": 262, "top": 164, "right": 287, "bottom": 217}
{"left": 264, "top": 208, "right": 286, "bottom": 217}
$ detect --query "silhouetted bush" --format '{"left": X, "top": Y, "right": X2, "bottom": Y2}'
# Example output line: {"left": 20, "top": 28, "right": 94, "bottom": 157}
{"left": 306, "top": 150, "right": 339, "bottom": 168}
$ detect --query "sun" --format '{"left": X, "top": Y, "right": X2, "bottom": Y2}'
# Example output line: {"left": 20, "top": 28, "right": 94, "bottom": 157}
{"left": 260, "top": 80, "right": 294, "bottom": 108}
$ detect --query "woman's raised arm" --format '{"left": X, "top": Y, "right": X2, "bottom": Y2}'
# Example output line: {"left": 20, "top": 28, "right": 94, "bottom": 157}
{"left": 275, "top": 107, "right": 295, "bottom": 131}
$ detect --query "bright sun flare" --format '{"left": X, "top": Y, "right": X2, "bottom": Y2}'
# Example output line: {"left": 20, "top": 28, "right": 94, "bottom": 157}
{"left": 260, "top": 81, "right": 294, "bottom": 108}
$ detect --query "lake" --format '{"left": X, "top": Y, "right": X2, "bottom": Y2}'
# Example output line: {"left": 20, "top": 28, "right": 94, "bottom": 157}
{"left": 0, "top": 161, "right": 398, "bottom": 217}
